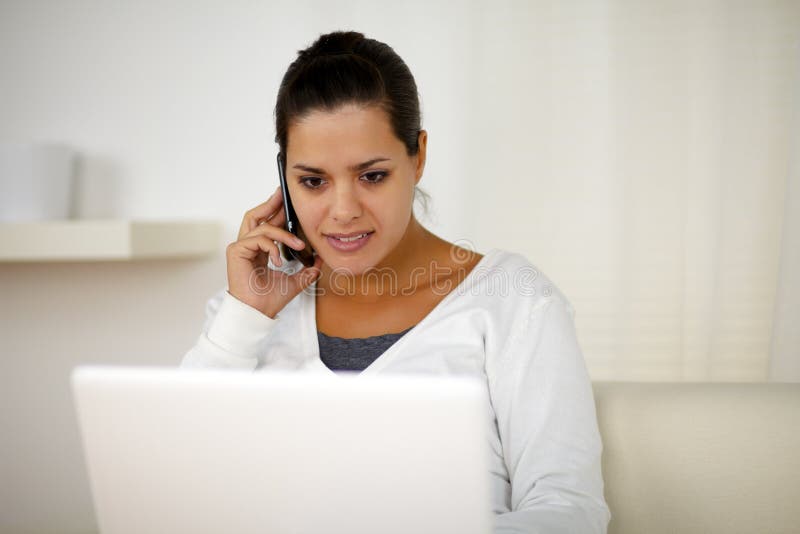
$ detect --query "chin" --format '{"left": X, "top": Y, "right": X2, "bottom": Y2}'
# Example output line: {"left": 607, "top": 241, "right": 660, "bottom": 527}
{"left": 322, "top": 257, "right": 374, "bottom": 276}
{"left": 317, "top": 246, "right": 383, "bottom": 274}
{"left": 314, "top": 236, "right": 373, "bottom": 269}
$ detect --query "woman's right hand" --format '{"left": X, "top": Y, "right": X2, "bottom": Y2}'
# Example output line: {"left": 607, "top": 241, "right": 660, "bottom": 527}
{"left": 226, "top": 185, "right": 323, "bottom": 318}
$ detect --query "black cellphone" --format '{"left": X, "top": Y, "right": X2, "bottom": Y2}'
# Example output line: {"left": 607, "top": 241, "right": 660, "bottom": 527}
{"left": 276, "top": 152, "right": 316, "bottom": 267}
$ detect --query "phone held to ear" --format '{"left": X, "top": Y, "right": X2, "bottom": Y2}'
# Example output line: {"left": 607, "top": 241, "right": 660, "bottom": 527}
{"left": 277, "top": 152, "right": 316, "bottom": 267}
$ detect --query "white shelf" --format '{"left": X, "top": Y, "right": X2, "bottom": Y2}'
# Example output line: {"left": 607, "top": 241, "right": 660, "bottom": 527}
{"left": 0, "top": 219, "right": 223, "bottom": 261}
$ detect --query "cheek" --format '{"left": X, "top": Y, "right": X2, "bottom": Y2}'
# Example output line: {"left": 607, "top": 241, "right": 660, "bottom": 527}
{"left": 290, "top": 193, "right": 320, "bottom": 224}
{"left": 296, "top": 203, "right": 322, "bottom": 230}
{"left": 292, "top": 183, "right": 413, "bottom": 233}
{"left": 378, "top": 193, "right": 414, "bottom": 234}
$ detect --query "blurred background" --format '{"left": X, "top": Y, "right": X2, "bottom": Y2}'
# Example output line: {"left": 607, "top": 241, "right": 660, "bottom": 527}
{"left": 1, "top": 0, "right": 798, "bottom": 532}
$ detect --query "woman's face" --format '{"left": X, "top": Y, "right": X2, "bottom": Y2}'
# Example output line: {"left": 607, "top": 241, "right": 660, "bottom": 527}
{"left": 285, "top": 103, "right": 426, "bottom": 275}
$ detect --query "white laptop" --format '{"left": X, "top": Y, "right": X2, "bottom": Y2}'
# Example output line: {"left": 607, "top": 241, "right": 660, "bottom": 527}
{"left": 71, "top": 366, "right": 493, "bottom": 534}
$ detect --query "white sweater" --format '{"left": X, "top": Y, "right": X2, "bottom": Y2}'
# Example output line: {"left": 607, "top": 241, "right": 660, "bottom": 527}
{"left": 182, "top": 248, "right": 611, "bottom": 533}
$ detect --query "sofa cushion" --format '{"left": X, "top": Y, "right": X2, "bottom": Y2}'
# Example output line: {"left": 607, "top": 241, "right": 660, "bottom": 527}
{"left": 593, "top": 382, "right": 800, "bottom": 534}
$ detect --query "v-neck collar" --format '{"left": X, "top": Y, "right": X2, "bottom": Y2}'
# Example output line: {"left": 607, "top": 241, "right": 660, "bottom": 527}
{"left": 304, "top": 248, "right": 501, "bottom": 378}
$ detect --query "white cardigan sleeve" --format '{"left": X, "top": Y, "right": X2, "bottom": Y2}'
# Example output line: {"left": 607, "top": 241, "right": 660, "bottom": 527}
{"left": 490, "top": 293, "right": 610, "bottom": 534}
{"left": 180, "top": 289, "right": 278, "bottom": 370}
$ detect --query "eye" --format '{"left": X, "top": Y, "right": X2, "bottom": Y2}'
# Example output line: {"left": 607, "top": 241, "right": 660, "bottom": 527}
{"left": 361, "top": 171, "right": 388, "bottom": 184}
{"left": 299, "top": 177, "right": 326, "bottom": 189}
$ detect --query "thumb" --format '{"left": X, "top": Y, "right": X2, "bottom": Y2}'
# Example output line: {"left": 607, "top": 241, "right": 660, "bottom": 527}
{"left": 298, "top": 266, "right": 321, "bottom": 289}
{"left": 295, "top": 255, "right": 323, "bottom": 289}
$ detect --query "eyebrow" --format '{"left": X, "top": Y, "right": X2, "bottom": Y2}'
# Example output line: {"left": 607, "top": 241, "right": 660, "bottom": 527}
{"left": 292, "top": 157, "right": 391, "bottom": 175}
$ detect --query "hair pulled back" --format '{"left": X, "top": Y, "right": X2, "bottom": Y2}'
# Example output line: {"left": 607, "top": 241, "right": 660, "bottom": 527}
{"left": 274, "top": 30, "right": 422, "bottom": 161}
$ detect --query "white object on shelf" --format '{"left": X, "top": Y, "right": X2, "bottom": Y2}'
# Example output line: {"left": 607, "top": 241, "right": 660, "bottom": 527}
{"left": 0, "top": 143, "right": 75, "bottom": 221}
{"left": 0, "top": 220, "right": 223, "bottom": 261}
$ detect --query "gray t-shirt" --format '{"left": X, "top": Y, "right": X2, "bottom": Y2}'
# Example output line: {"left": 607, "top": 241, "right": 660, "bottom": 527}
{"left": 318, "top": 325, "right": 416, "bottom": 372}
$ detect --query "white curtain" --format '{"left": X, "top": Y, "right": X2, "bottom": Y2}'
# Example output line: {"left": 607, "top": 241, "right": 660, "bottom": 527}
{"left": 456, "top": 1, "right": 800, "bottom": 381}
{"left": 769, "top": 45, "right": 800, "bottom": 382}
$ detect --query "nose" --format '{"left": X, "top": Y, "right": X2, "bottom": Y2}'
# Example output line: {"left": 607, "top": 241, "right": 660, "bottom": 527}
{"left": 330, "top": 183, "right": 363, "bottom": 224}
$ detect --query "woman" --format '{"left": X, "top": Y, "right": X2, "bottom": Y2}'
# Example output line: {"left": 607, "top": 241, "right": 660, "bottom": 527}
{"left": 182, "top": 30, "right": 610, "bottom": 533}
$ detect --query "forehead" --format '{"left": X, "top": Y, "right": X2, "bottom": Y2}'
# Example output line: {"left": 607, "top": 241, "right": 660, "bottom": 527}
{"left": 286, "top": 104, "right": 404, "bottom": 164}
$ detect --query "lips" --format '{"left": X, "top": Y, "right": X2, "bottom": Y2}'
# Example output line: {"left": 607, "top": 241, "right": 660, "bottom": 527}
{"left": 325, "top": 231, "right": 374, "bottom": 240}
{"left": 325, "top": 231, "right": 374, "bottom": 252}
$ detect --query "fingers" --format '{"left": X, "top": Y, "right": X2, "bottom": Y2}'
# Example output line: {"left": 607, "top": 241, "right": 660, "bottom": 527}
{"left": 238, "top": 185, "right": 283, "bottom": 239}
{"left": 241, "top": 222, "right": 306, "bottom": 259}
{"left": 264, "top": 206, "right": 286, "bottom": 228}
{"left": 227, "top": 234, "right": 283, "bottom": 268}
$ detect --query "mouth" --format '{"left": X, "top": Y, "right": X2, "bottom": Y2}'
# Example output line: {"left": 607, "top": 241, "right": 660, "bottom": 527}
{"left": 325, "top": 230, "right": 374, "bottom": 241}
{"left": 324, "top": 230, "right": 374, "bottom": 251}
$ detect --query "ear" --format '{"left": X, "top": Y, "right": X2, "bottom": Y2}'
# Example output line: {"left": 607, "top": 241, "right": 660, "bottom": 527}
{"left": 414, "top": 130, "right": 428, "bottom": 185}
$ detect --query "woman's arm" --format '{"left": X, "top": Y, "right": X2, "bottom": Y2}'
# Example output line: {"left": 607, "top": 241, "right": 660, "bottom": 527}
{"left": 180, "top": 288, "right": 278, "bottom": 370}
{"left": 490, "top": 293, "right": 610, "bottom": 534}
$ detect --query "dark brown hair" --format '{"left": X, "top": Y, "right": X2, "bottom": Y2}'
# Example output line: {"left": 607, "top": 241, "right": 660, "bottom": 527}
{"left": 275, "top": 31, "right": 421, "bottom": 157}
{"left": 274, "top": 30, "right": 430, "bottom": 214}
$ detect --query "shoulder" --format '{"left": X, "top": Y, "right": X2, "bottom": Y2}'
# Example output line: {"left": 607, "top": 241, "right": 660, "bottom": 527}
{"left": 464, "top": 248, "right": 575, "bottom": 317}
{"left": 478, "top": 250, "right": 582, "bottom": 387}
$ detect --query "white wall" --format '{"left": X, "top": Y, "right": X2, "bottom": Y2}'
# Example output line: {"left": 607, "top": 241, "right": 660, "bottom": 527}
{"left": 0, "top": 0, "right": 480, "bottom": 238}
{"left": 0, "top": 258, "right": 225, "bottom": 532}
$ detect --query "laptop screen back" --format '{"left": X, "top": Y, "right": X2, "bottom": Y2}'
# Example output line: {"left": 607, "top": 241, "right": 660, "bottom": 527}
{"left": 71, "top": 366, "right": 492, "bottom": 534}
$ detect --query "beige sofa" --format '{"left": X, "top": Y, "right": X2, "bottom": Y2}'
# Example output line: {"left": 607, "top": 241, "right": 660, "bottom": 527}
{"left": 593, "top": 382, "right": 800, "bottom": 534}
